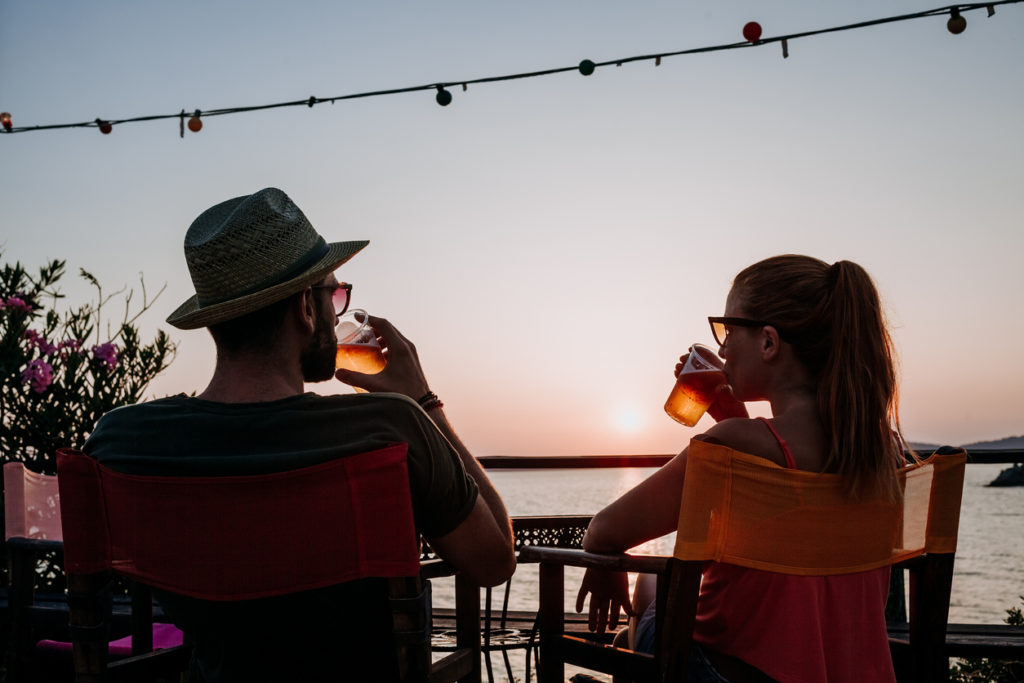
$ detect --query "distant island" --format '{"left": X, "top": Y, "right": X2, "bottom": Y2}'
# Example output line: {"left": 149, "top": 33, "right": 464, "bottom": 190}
{"left": 909, "top": 434, "right": 1024, "bottom": 452}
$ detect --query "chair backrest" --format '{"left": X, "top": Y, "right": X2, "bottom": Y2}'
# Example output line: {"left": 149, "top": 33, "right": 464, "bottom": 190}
{"left": 57, "top": 444, "right": 421, "bottom": 599}
{"left": 4, "top": 461, "right": 63, "bottom": 542}
{"left": 55, "top": 443, "right": 457, "bottom": 682}
{"left": 665, "top": 441, "right": 967, "bottom": 682}
{"left": 673, "top": 441, "right": 967, "bottom": 572}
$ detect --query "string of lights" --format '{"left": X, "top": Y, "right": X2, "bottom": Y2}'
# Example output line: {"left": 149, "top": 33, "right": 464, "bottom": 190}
{"left": 1, "top": 1, "right": 1019, "bottom": 137}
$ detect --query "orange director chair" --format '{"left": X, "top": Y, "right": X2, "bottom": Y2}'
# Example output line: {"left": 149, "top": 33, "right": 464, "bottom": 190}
{"left": 520, "top": 442, "right": 967, "bottom": 683}
{"left": 56, "top": 444, "right": 481, "bottom": 683}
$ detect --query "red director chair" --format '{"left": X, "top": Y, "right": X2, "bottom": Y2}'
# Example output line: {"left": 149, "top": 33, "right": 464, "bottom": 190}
{"left": 56, "top": 444, "right": 481, "bottom": 682}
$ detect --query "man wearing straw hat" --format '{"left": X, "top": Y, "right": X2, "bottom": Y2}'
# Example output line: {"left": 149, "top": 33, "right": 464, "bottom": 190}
{"left": 83, "top": 187, "right": 515, "bottom": 681}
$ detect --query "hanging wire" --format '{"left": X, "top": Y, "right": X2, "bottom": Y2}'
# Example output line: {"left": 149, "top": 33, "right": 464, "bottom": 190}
{"left": 1, "top": 1, "right": 1019, "bottom": 135}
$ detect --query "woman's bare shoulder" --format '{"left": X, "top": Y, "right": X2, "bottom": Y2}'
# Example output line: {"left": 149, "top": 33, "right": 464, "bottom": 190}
{"left": 697, "top": 418, "right": 788, "bottom": 467}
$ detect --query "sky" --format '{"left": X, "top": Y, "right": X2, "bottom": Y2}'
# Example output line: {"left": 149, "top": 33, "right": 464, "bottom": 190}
{"left": 2, "top": 1, "right": 1022, "bottom": 456}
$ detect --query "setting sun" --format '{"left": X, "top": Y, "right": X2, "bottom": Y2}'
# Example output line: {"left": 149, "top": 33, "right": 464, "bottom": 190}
{"left": 613, "top": 408, "right": 644, "bottom": 433}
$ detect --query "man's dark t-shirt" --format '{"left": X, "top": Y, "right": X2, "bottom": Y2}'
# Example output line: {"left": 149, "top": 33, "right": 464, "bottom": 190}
{"left": 83, "top": 392, "right": 479, "bottom": 682}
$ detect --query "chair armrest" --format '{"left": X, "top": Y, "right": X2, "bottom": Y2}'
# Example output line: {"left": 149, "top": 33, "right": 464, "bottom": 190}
{"left": 419, "top": 558, "right": 459, "bottom": 580}
{"left": 518, "top": 546, "right": 671, "bottom": 574}
{"left": 6, "top": 538, "right": 64, "bottom": 554}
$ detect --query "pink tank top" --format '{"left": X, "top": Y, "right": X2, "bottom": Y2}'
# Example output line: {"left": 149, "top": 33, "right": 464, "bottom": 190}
{"left": 692, "top": 418, "right": 897, "bottom": 683}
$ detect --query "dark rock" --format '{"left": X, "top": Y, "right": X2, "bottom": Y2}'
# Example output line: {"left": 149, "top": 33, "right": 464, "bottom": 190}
{"left": 988, "top": 463, "right": 1024, "bottom": 487}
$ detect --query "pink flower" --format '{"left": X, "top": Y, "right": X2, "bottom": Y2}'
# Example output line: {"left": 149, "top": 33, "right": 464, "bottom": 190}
{"left": 4, "top": 296, "right": 32, "bottom": 312}
{"left": 58, "top": 338, "right": 83, "bottom": 355}
{"left": 91, "top": 342, "right": 119, "bottom": 370}
{"left": 23, "top": 329, "right": 57, "bottom": 356}
{"left": 21, "top": 359, "right": 53, "bottom": 394}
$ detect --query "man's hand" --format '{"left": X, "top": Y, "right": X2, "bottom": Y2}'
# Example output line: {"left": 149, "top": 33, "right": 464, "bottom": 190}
{"left": 575, "top": 568, "right": 634, "bottom": 635}
{"left": 335, "top": 315, "right": 430, "bottom": 400}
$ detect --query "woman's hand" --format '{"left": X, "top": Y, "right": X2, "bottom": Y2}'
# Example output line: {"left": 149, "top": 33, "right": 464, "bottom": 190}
{"left": 575, "top": 568, "right": 634, "bottom": 635}
{"left": 708, "top": 383, "right": 748, "bottom": 421}
{"left": 673, "top": 352, "right": 748, "bottom": 422}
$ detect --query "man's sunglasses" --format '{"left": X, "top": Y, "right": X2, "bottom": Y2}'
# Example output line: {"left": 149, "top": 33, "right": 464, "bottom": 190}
{"left": 312, "top": 283, "right": 352, "bottom": 318}
{"left": 707, "top": 316, "right": 773, "bottom": 347}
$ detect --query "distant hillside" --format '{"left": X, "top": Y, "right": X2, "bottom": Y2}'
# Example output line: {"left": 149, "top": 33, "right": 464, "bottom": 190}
{"left": 909, "top": 435, "right": 1024, "bottom": 451}
{"left": 964, "top": 435, "right": 1024, "bottom": 449}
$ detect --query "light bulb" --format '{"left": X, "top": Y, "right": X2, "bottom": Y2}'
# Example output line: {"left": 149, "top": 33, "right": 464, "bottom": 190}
{"left": 188, "top": 110, "right": 203, "bottom": 132}
{"left": 743, "top": 22, "right": 763, "bottom": 43}
{"left": 947, "top": 9, "right": 967, "bottom": 34}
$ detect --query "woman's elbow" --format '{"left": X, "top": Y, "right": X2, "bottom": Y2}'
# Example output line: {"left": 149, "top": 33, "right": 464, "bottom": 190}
{"left": 582, "top": 513, "right": 618, "bottom": 554}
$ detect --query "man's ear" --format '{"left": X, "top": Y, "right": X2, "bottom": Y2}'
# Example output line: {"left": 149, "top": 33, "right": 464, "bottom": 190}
{"left": 294, "top": 288, "right": 317, "bottom": 335}
{"left": 760, "top": 326, "right": 781, "bottom": 361}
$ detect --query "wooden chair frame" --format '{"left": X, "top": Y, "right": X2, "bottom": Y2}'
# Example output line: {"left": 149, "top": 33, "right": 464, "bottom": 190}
{"left": 520, "top": 546, "right": 959, "bottom": 683}
{"left": 63, "top": 560, "right": 480, "bottom": 683}
{"left": 5, "top": 536, "right": 67, "bottom": 680}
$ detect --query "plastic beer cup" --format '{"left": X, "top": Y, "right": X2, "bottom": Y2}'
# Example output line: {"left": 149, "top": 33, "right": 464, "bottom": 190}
{"left": 664, "top": 343, "right": 726, "bottom": 427}
{"left": 335, "top": 309, "right": 386, "bottom": 377}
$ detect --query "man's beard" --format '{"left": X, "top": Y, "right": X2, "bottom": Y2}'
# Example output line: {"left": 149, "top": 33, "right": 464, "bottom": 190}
{"left": 300, "top": 313, "right": 336, "bottom": 383}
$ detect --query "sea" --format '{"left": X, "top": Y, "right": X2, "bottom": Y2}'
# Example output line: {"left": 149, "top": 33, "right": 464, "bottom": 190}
{"left": 432, "top": 463, "right": 1024, "bottom": 682}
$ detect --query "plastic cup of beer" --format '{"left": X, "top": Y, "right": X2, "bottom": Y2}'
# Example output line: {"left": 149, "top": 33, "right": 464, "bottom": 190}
{"left": 664, "top": 343, "right": 727, "bottom": 427}
{"left": 335, "top": 309, "right": 386, "bottom": 375}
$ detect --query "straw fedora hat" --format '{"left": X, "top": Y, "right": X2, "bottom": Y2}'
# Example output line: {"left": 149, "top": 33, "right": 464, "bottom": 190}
{"left": 166, "top": 188, "right": 368, "bottom": 330}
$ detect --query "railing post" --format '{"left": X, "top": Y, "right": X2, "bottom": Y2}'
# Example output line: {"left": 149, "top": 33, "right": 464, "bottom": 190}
{"left": 455, "top": 573, "right": 482, "bottom": 683}
{"left": 536, "top": 561, "right": 564, "bottom": 683}
{"left": 908, "top": 553, "right": 955, "bottom": 683}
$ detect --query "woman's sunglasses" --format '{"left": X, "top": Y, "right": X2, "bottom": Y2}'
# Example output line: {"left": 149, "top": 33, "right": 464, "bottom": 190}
{"left": 707, "top": 316, "right": 772, "bottom": 347}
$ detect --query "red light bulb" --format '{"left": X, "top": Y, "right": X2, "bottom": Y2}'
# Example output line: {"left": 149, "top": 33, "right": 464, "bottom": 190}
{"left": 743, "top": 22, "right": 762, "bottom": 43}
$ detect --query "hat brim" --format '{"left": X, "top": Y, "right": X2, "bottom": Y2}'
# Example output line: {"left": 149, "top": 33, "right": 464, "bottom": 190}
{"left": 166, "top": 240, "right": 369, "bottom": 330}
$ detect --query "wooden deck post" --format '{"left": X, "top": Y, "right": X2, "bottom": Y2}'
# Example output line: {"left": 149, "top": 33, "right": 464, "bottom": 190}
{"left": 536, "top": 560, "right": 564, "bottom": 683}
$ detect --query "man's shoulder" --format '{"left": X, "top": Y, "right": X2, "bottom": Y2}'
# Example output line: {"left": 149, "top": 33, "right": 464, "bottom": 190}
{"left": 310, "top": 391, "right": 419, "bottom": 408}
{"left": 85, "top": 391, "right": 442, "bottom": 475}
{"left": 94, "top": 394, "right": 189, "bottom": 423}
{"left": 306, "top": 392, "right": 431, "bottom": 422}
{"left": 99, "top": 392, "right": 420, "bottom": 416}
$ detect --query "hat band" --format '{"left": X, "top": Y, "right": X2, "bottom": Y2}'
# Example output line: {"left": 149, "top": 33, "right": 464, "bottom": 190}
{"left": 196, "top": 238, "right": 330, "bottom": 307}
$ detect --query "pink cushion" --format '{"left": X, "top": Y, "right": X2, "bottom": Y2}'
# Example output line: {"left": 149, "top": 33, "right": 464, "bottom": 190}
{"left": 37, "top": 622, "right": 184, "bottom": 655}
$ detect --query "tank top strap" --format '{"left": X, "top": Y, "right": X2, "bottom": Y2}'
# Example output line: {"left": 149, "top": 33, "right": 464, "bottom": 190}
{"left": 756, "top": 417, "right": 797, "bottom": 469}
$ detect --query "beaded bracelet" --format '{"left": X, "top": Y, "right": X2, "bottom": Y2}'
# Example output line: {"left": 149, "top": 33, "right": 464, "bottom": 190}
{"left": 417, "top": 391, "right": 444, "bottom": 411}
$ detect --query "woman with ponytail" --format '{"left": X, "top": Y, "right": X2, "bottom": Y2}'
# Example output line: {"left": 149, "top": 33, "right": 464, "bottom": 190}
{"left": 577, "top": 255, "right": 907, "bottom": 682}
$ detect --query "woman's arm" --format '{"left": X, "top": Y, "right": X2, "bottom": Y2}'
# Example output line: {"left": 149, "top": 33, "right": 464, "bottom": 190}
{"left": 576, "top": 363, "right": 749, "bottom": 633}
{"left": 583, "top": 448, "right": 689, "bottom": 554}
{"left": 575, "top": 448, "right": 688, "bottom": 634}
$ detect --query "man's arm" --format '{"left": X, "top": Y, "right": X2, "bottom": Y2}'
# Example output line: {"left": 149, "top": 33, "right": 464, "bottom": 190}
{"left": 336, "top": 315, "right": 515, "bottom": 587}
{"left": 419, "top": 403, "right": 515, "bottom": 586}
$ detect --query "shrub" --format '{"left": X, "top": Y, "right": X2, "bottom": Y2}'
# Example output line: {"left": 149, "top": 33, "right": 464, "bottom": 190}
{"left": 1, "top": 253, "right": 177, "bottom": 601}
{"left": 1, "top": 254, "right": 176, "bottom": 474}
{"left": 950, "top": 597, "right": 1024, "bottom": 682}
